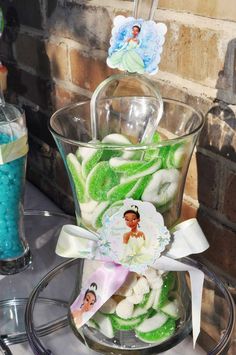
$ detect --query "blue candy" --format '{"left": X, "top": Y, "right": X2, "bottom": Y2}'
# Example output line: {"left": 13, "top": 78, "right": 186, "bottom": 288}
{"left": 0, "top": 133, "right": 26, "bottom": 258}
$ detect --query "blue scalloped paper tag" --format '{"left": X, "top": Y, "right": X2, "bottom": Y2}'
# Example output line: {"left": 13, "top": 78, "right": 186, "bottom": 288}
{"left": 97, "top": 199, "right": 171, "bottom": 273}
{"left": 107, "top": 16, "right": 167, "bottom": 75}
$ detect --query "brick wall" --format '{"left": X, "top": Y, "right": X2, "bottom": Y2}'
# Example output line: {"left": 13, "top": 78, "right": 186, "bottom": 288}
{"left": 1, "top": 0, "right": 236, "bottom": 280}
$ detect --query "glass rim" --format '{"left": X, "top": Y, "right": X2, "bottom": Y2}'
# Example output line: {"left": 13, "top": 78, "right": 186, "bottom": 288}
{"left": 48, "top": 98, "right": 204, "bottom": 149}
{"left": 0, "top": 104, "right": 25, "bottom": 126}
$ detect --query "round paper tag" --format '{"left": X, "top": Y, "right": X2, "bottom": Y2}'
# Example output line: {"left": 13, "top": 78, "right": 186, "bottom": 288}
{"left": 98, "top": 199, "right": 171, "bottom": 272}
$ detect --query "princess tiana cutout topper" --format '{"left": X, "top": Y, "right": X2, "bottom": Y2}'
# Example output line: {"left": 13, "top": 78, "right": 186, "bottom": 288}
{"left": 107, "top": 15, "right": 167, "bottom": 75}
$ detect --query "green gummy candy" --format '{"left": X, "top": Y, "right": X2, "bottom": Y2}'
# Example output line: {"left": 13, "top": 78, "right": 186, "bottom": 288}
{"left": 139, "top": 291, "right": 151, "bottom": 308}
{"left": 76, "top": 143, "right": 103, "bottom": 177}
{"left": 86, "top": 161, "right": 119, "bottom": 201}
{"left": 169, "top": 143, "right": 186, "bottom": 169}
{"left": 125, "top": 159, "right": 162, "bottom": 178}
{"left": 92, "top": 201, "right": 110, "bottom": 229}
{"left": 152, "top": 132, "right": 161, "bottom": 144}
{"left": 144, "top": 132, "right": 161, "bottom": 161}
{"left": 109, "top": 158, "right": 144, "bottom": 175}
{"left": 107, "top": 179, "right": 137, "bottom": 202}
{"left": 101, "top": 149, "right": 122, "bottom": 161}
{"left": 158, "top": 272, "right": 175, "bottom": 308}
{"left": 110, "top": 314, "right": 144, "bottom": 331}
{"left": 82, "top": 149, "right": 103, "bottom": 177}
{"left": 160, "top": 146, "right": 172, "bottom": 168}
{"left": 135, "top": 318, "right": 175, "bottom": 343}
{"left": 101, "top": 133, "right": 133, "bottom": 161}
{"left": 66, "top": 153, "right": 86, "bottom": 203}
{"left": 129, "top": 175, "right": 152, "bottom": 200}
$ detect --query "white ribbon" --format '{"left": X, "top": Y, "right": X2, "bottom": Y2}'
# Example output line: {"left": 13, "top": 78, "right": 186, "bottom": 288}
{"left": 56, "top": 218, "right": 209, "bottom": 347}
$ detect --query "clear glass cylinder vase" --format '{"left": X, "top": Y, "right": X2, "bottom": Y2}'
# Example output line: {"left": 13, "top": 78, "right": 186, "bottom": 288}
{"left": 49, "top": 98, "right": 203, "bottom": 229}
{"left": 0, "top": 104, "right": 31, "bottom": 274}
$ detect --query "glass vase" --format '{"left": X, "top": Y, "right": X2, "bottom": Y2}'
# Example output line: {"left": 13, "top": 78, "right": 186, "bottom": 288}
{"left": 49, "top": 98, "right": 203, "bottom": 229}
{"left": 49, "top": 90, "right": 204, "bottom": 352}
{"left": 0, "top": 104, "right": 31, "bottom": 274}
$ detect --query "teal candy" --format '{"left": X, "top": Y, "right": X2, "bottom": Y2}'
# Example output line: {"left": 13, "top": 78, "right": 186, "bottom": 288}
{"left": 0, "top": 133, "right": 26, "bottom": 259}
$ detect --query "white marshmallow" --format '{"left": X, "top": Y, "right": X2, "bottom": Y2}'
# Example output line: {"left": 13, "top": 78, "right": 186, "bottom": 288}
{"left": 133, "top": 277, "right": 150, "bottom": 295}
{"left": 116, "top": 299, "right": 134, "bottom": 319}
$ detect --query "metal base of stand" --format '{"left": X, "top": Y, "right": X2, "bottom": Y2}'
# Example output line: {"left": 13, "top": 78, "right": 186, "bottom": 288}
{"left": 0, "top": 248, "right": 31, "bottom": 275}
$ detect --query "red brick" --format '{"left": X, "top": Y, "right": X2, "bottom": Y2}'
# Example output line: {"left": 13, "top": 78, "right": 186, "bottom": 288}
{"left": 180, "top": 200, "right": 197, "bottom": 221}
{"left": 160, "top": 22, "right": 222, "bottom": 86}
{"left": 223, "top": 170, "right": 236, "bottom": 223}
{"left": 70, "top": 49, "right": 116, "bottom": 91}
{"left": 47, "top": 4, "right": 111, "bottom": 50}
{"left": 156, "top": 80, "right": 211, "bottom": 114}
{"left": 196, "top": 152, "right": 219, "bottom": 209}
{"left": 159, "top": 0, "right": 236, "bottom": 22}
{"left": 46, "top": 42, "right": 68, "bottom": 81}
{"left": 15, "top": 34, "right": 50, "bottom": 78}
{"left": 53, "top": 85, "right": 88, "bottom": 110}
{"left": 184, "top": 153, "right": 198, "bottom": 200}
{"left": 197, "top": 209, "right": 236, "bottom": 278}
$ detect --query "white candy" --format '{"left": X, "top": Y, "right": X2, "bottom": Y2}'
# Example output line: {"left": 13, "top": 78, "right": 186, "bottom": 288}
{"left": 100, "top": 298, "right": 117, "bottom": 314}
{"left": 148, "top": 277, "right": 163, "bottom": 290}
{"left": 80, "top": 200, "right": 98, "bottom": 226}
{"left": 90, "top": 201, "right": 110, "bottom": 229}
{"left": 116, "top": 299, "right": 134, "bottom": 319}
{"left": 143, "top": 267, "right": 158, "bottom": 281}
{"left": 143, "top": 268, "right": 163, "bottom": 289}
{"left": 115, "top": 272, "right": 138, "bottom": 297}
{"left": 102, "top": 134, "right": 134, "bottom": 159}
{"left": 102, "top": 133, "right": 131, "bottom": 145}
{"left": 80, "top": 200, "right": 98, "bottom": 213}
{"left": 126, "top": 293, "right": 144, "bottom": 304}
{"left": 133, "top": 277, "right": 150, "bottom": 296}
{"left": 142, "top": 168, "right": 180, "bottom": 206}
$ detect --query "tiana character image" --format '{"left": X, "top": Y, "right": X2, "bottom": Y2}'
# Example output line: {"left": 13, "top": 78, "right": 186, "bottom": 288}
{"left": 107, "top": 16, "right": 167, "bottom": 75}
{"left": 122, "top": 205, "right": 151, "bottom": 265}
{"left": 107, "top": 24, "right": 145, "bottom": 73}
{"left": 71, "top": 282, "right": 97, "bottom": 328}
{"left": 123, "top": 205, "right": 146, "bottom": 244}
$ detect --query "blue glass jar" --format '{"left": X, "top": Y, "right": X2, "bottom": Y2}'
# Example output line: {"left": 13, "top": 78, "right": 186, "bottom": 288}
{"left": 0, "top": 103, "right": 31, "bottom": 274}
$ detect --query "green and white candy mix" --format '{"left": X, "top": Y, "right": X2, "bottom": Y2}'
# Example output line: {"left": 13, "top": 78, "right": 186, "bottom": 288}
{"left": 66, "top": 132, "right": 187, "bottom": 230}
{"left": 85, "top": 268, "right": 181, "bottom": 344}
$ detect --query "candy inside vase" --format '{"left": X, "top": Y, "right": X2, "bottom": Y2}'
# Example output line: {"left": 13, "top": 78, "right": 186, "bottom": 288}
{"left": 69, "top": 261, "right": 192, "bottom": 354}
{"left": 49, "top": 88, "right": 203, "bottom": 229}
